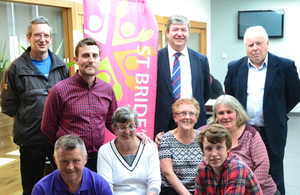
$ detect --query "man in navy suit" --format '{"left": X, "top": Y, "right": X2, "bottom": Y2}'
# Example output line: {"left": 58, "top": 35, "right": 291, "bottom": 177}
{"left": 154, "top": 15, "right": 210, "bottom": 138}
{"left": 225, "top": 26, "right": 300, "bottom": 195}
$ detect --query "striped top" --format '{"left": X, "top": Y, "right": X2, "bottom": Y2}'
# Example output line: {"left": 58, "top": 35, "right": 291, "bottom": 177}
{"left": 231, "top": 124, "right": 277, "bottom": 195}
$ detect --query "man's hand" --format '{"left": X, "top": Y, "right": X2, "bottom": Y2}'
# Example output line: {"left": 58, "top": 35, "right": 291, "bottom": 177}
{"left": 155, "top": 132, "right": 165, "bottom": 147}
{"left": 136, "top": 132, "right": 152, "bottom": 144}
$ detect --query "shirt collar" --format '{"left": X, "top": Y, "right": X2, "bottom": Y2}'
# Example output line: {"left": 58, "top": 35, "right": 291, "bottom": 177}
{"left": 247, "top": 53, "right": 268, "bottom": 69}
{"left": 79, "top": 167, "right": 92, "bottom": 191}
{"left": 75, "top": 70, "right": 98, "bottom": 87}
{"left": 55, "top": 169, "right": 69, "bottom": 192}
{"left": 168, "top": 45, "right": 188, "bottom": 57}
{"left": 55, "top": 167, "right": 91, "bottom": 193}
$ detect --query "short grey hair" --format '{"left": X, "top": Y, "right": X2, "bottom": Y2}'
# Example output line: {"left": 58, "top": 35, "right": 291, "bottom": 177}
{"left": 54, "top": 134, "right": 87, "bottom": 157}
{"left": 112, "top": 105, "right": 138, "bottom": 128}
{"left": 27, "top": 16, "right": 53, "bottom": 37}
{"left": 243, "top": 26, "right": 268, "bottom": 45}
{"left": 209, "top": 95, "right": 248, "bottom": 128}
{"left": 166, "top": 15, "right": 190, "bottom": 32}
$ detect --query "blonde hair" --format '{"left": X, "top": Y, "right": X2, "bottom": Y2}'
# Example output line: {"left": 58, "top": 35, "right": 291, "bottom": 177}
{"left": 172, "top": 97, "right": 200, "bottom": 116}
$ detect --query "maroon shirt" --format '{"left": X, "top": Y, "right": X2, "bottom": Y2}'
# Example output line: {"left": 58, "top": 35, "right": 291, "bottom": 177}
{"left": 42, "top": 72, "right": 118, "bottom": 153}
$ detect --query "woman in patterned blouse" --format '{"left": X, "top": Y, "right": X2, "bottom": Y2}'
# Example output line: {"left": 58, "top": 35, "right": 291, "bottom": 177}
{"left": 159, "top": 98, "right": 203, "bottom": 195}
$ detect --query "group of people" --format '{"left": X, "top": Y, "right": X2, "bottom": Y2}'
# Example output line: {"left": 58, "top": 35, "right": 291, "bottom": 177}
{"left": 0, "top": 12, "right": 300, "bottom": 195}
{"left": 0, "top": 16, "right": 150, "bottom": 195}
{"left": 152, "top": 14, "right": 300, "bottom": 195}
{"left": 33, "top": 105, "right": 161, "bottom": 195}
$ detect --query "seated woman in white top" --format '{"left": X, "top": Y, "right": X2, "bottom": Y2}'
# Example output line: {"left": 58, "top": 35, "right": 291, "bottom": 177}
{"left": 97, "top": 105, "right": 161, "bottom": 195}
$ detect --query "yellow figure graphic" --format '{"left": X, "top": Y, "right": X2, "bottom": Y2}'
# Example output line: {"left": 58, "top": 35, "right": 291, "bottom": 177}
{"left": 98, "top": 56, "right": 123, "bottom": 101}
{"left": 112, "top": 0, "right": 154, "bottom": 46}
{"left": 113, "top": 47, "right": 156, "bottom": 91}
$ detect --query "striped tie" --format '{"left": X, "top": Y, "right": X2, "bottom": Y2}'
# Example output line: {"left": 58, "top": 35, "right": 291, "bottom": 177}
{"left": 172, "top": 52, "right": 182, "bottom": 102}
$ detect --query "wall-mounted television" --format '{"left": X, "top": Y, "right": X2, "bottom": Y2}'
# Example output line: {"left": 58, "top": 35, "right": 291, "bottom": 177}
{"left": 238, "top": 10, "right": 284, "bottom": 39}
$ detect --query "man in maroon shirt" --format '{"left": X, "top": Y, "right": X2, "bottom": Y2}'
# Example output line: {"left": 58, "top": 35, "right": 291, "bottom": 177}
{"left": 41, "top": 38, "right": 117, "bottom": 172}
{"left": 42, "top": 38, "right": 150, "bottom": 172}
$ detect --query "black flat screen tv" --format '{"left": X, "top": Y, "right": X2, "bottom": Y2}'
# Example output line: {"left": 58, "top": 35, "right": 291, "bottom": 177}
{"left": 238, "top": 10, "right": 284, "bottom": 39}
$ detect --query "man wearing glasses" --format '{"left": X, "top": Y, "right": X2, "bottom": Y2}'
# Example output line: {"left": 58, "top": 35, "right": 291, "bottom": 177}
{"left": 0, "top": 16, "right": 69, "bottom": 195}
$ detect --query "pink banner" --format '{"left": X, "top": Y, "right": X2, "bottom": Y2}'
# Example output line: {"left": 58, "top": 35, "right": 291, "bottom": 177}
{"left": 83, "top": 0, "right": 158, "bottom": 142}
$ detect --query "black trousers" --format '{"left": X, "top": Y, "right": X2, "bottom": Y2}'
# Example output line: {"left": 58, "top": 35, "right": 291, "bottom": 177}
{"left": 160, "top": 187, "right": 194, "bottom": 195}
{"left": 85, "top": 152, "right": 98, "bottom": 172}
{"left": 259, "top": 128, "right": 285, "bottom": 195}
{"left": 20, "top": 145, "right": 56, "bottom": 195}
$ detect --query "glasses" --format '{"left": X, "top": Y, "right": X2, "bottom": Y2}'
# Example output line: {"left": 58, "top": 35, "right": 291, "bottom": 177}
{"left": 176, "top": 111, "right": 197, "bottom": 118}
{"left": 116, "top": 125, "right": 137, "bottom": 131}
{"left": 33, "top": 34, "right": 51, "bottom": 41}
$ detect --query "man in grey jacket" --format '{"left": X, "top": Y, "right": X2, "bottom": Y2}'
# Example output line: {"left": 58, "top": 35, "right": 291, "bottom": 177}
{"left": 0, "top": 16, "right": 69, "bottom": 195}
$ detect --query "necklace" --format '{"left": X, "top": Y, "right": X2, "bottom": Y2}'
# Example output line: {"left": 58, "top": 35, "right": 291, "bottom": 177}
{"left": 125, "top": 148, "right": 131, "bottom": 155}
{"left": 121, "top": 145, "right": 132, "bottom": 155}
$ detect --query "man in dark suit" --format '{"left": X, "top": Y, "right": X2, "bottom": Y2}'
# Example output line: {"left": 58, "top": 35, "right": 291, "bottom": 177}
{"left": 154, "top": 15, "right": 210, "bottom": 138}
{"left": 224, "top": 26, "right": 300, "bottom": 195}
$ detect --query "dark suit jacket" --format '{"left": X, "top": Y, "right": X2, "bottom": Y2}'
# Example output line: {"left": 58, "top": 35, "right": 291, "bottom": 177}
{"left": 224, "top": 52, "right": 300, "bottom": 154}
{"left": 154, "top": 47, "right": 210, "bottom": 138}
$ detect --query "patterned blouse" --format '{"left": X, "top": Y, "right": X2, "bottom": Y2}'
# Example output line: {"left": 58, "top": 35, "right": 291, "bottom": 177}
{"left": 159, "top": 130, "right": 203, "bottom": 193}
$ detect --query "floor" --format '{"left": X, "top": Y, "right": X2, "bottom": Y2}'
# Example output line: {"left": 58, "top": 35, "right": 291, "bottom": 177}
{"left": 283, "top": 113, "right": 300, "bottom": 195}
{"left": 0, "top": 113, "right": 22, "bottom": 195}
{"left": 0, "top": 112, "right": 299, "bottom": 194}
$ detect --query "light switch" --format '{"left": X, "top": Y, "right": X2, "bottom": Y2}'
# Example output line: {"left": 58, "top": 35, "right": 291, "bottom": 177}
{"left": 222, "top": 54, "right": 227, "bottom": 59}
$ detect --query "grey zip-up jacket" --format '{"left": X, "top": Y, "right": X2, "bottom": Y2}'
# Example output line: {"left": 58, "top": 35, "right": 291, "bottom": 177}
{"left": 0, "top": 47, "right": 70, "bottom": 146}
